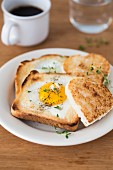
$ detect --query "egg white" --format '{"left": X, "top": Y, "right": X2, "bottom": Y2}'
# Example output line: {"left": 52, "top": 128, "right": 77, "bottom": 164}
{"left": 35, "top": 59, "right": 65, "bottom": 73}
{"left": 21, "top": 76, "right": 73, "bottom": 119}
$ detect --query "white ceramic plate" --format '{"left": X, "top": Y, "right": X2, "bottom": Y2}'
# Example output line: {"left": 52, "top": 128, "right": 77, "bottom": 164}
{"left": 0, "top": 48, "right": 113, "bottom": 146}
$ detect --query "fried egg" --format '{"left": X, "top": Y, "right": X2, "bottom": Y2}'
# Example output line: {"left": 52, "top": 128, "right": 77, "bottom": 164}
{"left": 12, "top": 72, "right": 79, "bottom": 130}
{"left": 22, "top": 74, "right": 75, "bottom": 119}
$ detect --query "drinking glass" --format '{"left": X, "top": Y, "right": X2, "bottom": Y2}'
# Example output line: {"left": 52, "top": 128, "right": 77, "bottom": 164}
{"left": 69, "top": 0, "right": 113, "bottom": 34}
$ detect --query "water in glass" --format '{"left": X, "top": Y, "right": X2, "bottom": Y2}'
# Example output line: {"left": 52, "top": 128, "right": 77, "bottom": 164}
{"left": 69, "top": 0, "right": 113, "bottom": 34}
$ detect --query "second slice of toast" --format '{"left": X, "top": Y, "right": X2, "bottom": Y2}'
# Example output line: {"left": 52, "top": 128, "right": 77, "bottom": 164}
{"left": 66, "top": 77, "right": 113, "bottom": 126}
{"left": 15, "top": 54, "right": 68, "bottom": 96}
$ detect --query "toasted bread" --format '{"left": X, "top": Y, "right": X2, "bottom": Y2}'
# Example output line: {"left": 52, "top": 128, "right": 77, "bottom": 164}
{"left": 66, "top": 77, "right": 113, "bottom": 126}
{"left": 15, "top": 54, "right": 68, "bottom": 96}
{"left": 64, "top": 53, "right": 110, "bottom": 83}
{"left": 12, "top": 71, "right": 79, "bottom": 131}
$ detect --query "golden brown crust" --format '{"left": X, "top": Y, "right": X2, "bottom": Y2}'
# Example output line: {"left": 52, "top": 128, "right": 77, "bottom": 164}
{"left": 64, "top": 53, "right": 110, "bottom": 83}
{"left": 15, "top": 54, "right": 68, "bottom": 96}
{"left": 21, "top": 71, "right": 72, "bottom": 89}
{"left": 67, "top": 77, "right": 113, "bottom": 124}
{"left": 11, "top": 107, "right": 79, "bottom": 131}
{"left": 11, "top": 100, "right": 79, "bottom": 125}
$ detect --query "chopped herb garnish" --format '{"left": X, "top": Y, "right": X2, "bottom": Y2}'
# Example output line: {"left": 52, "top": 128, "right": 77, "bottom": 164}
{"left": 103, "top": 79, "right": 110, "bottom": 86}
{"left": 54, "top": 70, "right": 56, "bottom": 73}
{"left": 55, "top": 127, "right": 71, "bottom": 139}
{"left": 42, "top": 66, "right": 56, "bottom": 73}
{"left": 43, "top": 89, "right": 50, "bottom": 92}
{"left": 42, "top": 67, "right": 48, "bottom": 70}
{"left": 56, "top": 114, "right": 59, "bottom": 117}
{"left": 90, "top": 66, "right": 94, "bottom": 71}
{"left": 97, "top": 38, "right": 109, "bottom": 45}
{"left": 85, "top": 37, "right": 110, "bottom": 48}
{"left": 60, "top": 55, "right": 64, "bottom": 58}
{"left": 53, "top": 87, "right": 59, "bottom": 92}
{"left": 54, "top": 106, "right": 62, "bottom": 110}
{"left": 96, "top": 69, "right": 101, "bottom": 74}
{"left": 30, "top": 100, "right": 32, "bottom": 102}
{"left": 78, "top": 45, "right": 85, "bottom": 51}
{"left": 28, "top": 90, "right": 31, "bottom": 93}
{"left": 50, "top": 67, "right": 55, "bottom": 71}
{"left": 86, "top": 72, "right": 89, "bottom": 75}
{"left": 78, "top": 38, "right": 110, "bottom": 51}
{"left": 103, "top": 74, "right": 110, "bottom": 86}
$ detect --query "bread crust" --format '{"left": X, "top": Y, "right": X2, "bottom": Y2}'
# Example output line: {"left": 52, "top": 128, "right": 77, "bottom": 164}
{"left": 11, "top": 107, "right": 79, "bottom": 131}
{"left": 15, "top": 54, "right": 68, "bottom": 96}
{"left": 12, "top": 71, "right": 79, "bottom": 131}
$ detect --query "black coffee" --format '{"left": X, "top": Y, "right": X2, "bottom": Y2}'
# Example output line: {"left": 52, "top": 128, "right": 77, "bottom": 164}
{"left": 10, "top": 6, "right": 43, "bottom": 17}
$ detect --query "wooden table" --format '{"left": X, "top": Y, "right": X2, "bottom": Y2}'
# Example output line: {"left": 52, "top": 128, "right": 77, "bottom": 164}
{"left": 0, "top": 0, "right": 113, "bottom": 169}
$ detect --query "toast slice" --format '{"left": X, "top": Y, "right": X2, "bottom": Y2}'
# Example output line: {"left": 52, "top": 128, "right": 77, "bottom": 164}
{"left": 15, "top": 54, "right": 68, "bottom": 96}
{"left": 66, "top": 77, "right": 113, "bottom": 126}
{"left": 12, "top": 71, "right": 79, "bottom": 131}
{"left": 64, "top": 53, "right": 110, "bottom": 83}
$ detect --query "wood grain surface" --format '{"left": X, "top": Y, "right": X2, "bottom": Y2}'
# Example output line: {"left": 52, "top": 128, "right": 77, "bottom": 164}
{"left": 0, "top": 0, "right": 113, "bottom": 169}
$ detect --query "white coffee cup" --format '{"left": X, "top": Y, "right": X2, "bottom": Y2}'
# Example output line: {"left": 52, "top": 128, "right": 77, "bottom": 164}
{"left": 1, "top": 0, "right": 51, "bottom": 46}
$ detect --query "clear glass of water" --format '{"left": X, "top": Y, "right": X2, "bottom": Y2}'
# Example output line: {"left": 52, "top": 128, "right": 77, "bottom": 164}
{"left": 69, "top": 0, "right": 113, "bottom": 34}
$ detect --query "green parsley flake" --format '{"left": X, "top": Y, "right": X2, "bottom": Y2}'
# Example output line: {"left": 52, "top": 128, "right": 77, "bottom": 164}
{"left": 53, "top": 88, "right": 59, "bottom": 92}
{"left": 49, "top": 67, "right": 56, "bottom": 73}
{"left": 78, "top": 45, "right": 85, "bottom": 51}
{"left": 103, "top": 74, "right": 110, "bottom": 86}
{"left": 85, "top": 37, "right": 110, "bottom": 48}
{"left": 28, "top": 90, "right": 31, "bottom": 93}
{"left": 42, "top": 67, "right": 48, "bottom": 70}
{"left": 43, "top": 89, "right": 50, "bottom": 92}
{"left": 55, "top": 127, "right": 71, "bottom": 139}
{"left": 90, "top": 66, "right": 94, "bottom": 71}
{"left": 54, "top": 106, "right": 62, "bottom": 110}
{"left": 42, "top": 66, "right": 56, "bottom": 73}
{"left": 86, "top": 72, "right": 89, "bottom": 75}
{"left": 60, "top": 55, "right": 64, "bottom": 58}
{"left": 96, "top": 70, "right": 101, "bottom": 74}
{"left": 56, "top": 114, "right": 59, "bottom": 117}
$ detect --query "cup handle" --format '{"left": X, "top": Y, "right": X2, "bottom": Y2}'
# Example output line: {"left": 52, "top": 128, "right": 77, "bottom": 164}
{"left": 1, "top": 21, "right": 19, "bottom": 45}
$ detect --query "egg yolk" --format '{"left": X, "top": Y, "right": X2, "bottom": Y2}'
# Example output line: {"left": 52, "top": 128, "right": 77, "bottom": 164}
{"left": 39, "top": 82, "right": 67, "bottom": 106}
